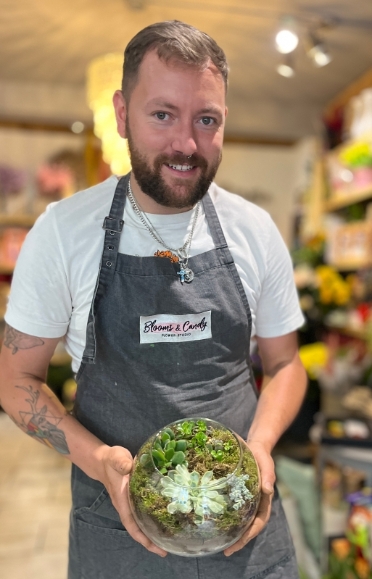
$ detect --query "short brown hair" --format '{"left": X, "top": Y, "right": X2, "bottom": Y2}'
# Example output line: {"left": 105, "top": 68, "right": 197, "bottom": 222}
{"left": 122, "top": 20, "right": 229, "bottom": 99}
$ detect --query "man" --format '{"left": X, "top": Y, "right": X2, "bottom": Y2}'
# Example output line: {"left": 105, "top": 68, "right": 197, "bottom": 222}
{"left": 0, "top": 20, "right": 307, "bottom": 579}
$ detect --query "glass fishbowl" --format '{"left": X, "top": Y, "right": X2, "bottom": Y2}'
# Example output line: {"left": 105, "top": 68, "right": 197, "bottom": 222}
{"left": 129, "top": 417, "right": 261, "bottom": 557}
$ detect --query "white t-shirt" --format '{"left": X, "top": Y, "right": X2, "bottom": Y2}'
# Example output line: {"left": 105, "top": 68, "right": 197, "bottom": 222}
{"left": 6, "top": 176, "right": 304, "bottom": 373}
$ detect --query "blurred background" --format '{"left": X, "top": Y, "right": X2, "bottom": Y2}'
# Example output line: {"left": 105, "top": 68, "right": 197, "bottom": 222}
{"left": 2, "top": 1, "right": 372, "bottom": 577}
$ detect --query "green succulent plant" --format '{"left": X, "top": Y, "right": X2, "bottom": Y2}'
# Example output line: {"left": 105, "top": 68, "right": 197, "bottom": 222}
{"left": 160, "top": 464, "right": 228, "bottom": 518}
{"left": 140, "top": 429, "right": 188, "bottom": 474}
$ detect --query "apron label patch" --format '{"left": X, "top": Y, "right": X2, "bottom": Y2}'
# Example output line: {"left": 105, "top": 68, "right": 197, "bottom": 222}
{"left": 140, "top": 311, "right": 212, "bottom": 344}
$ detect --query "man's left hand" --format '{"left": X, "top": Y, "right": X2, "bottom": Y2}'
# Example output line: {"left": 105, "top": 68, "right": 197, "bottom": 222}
{"left": 224, "top": 440, "right": 275, "bottom": 556}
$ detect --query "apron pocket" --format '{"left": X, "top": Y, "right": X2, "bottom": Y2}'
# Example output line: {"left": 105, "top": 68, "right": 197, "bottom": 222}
{"left": 74, "top": 487, "right": 122, "bottom": 525}
{"left": 73, "top": 517, "right": 196, "bottom": 579}
{"left": 74, "top": 517, "right": 132, "bottom": 579}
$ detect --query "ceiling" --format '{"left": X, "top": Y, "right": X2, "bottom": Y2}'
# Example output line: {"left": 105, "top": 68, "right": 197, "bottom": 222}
{"left": 1, "top": 0, "right": 372, "bottom": 141}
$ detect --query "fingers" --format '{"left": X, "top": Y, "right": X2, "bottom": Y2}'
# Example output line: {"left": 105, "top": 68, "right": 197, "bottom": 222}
{"left": 224, "top": 487, "right": 274, "bottom": 557}
{"left": 102, "top": 449, "right": 168, "bottom": 557}
{"left": 106, "top": 445, "right": 133, "bottom": 475}
{"left": 246, "top": 440, "right": 276, "bottom": 495}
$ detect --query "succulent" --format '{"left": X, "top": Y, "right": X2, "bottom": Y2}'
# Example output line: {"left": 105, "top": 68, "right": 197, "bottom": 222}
{"left": 140, "top": 429, "right": 188, "bottom": 474}
{"left": 227, "top": 474, "right": 253, "bottom": 510}
{"left": 160, "top": 464, "right": 228, "bottom": 518}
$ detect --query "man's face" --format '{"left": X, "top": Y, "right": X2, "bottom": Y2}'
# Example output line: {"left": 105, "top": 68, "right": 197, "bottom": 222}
{"left": 114, "top": 50, "right": 227, "bottom": 210}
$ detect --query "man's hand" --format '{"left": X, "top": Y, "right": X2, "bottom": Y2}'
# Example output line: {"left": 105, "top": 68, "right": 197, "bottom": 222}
{"left": 224, "top": 440, "right": 275, "bottom": 556}
{"left": 100, "top": 445, "right": 167, "bottom": 557}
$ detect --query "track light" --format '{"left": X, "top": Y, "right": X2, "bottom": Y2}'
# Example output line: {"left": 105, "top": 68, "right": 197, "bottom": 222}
{"left": 307, "top": 32, "right": 332, "bottom": 67}
{"left": 275, "top": 16, "right": 299, "bottom": 54}
{"left": 276, "top": 54, "right": 295, "bottom": 78}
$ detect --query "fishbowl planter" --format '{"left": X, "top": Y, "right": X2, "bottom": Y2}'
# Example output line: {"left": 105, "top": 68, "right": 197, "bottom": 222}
{"left": 129, "top": 417, "right": 261, "bottom": 557}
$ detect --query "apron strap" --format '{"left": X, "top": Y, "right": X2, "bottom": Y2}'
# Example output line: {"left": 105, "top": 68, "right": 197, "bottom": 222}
{"left": 202, "top": 192, "right": 253, "bottom": 336}
{"left": 81, "top": 174, "right": 129, "bottom": 364}
{"left": 202, "top": 192, "right": 257, "bottom": 395}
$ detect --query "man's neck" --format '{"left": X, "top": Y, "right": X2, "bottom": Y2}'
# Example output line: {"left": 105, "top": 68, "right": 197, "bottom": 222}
{"left": 129, "top": 175, "right": 194, "bottom": 215}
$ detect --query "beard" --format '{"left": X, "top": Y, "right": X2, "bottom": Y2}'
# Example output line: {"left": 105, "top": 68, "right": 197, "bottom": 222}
{"left": 126, "top": 126, "right": 221, "bottom": 209}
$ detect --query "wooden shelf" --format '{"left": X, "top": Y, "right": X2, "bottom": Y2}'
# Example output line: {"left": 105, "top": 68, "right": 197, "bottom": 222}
{"left": 324, "top": 185, "right": 372, "bottom": 211}
{"left": 0, "top": 213, "right": 36, "bottom": 227}
{"left": 330, "top": 259, "right": 372, "bottom": 272}
{"left": 0, "top": 264, "right": 14, "bottom": 275}
{"left": 326, "top": 325, "right": 368, "bottom": 340}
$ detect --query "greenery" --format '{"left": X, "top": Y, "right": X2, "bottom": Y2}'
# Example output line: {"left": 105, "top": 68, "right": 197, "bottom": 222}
{"left": 129, "top": 418, "right": 261, "bottom": 554}
{"left": 340, "top": 141, "right": 372, "bottom": 169}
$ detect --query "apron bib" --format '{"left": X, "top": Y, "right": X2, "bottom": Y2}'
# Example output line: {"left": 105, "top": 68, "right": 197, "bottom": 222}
{"left": 68, "top": 174, "right": 298, "bottom": 579}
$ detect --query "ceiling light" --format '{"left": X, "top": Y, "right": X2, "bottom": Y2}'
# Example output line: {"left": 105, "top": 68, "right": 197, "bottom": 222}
{"left": 276, "top": 55, "right": 295, "bottom": 78}
{"left": 71, "top": 121, "right": 85, "bottom": 134}
{"left": 307, "top": 32, "right": 332, "bottom": 67}
{"left": 275, "top": 17, "right": 299, "bottom": 54}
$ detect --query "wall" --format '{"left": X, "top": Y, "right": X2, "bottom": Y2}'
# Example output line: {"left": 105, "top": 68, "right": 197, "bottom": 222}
{"left": 216, "top": 138, "right": 317, "bottom": 247}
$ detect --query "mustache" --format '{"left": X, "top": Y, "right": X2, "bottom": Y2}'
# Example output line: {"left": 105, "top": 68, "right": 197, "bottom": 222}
{"left": 155, "top": 153, "right": 208, "bottom": 169}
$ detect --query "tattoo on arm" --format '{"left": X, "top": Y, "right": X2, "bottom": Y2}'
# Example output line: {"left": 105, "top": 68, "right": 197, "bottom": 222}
{"left": 14, "top": 385, "right": 70, "bottom": 455}
{"left": 4, "top": 325, "right": 44, "bottom": 355}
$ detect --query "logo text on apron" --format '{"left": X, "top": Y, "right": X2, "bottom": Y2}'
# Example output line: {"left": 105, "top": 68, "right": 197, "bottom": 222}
{"left": 140, "top": 311, "right": 212, "bottom": 344}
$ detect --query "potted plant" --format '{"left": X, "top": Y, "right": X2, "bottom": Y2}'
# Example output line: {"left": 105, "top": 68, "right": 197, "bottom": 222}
{"left": 129, "top": 417, "right": 261, "bottom": 557}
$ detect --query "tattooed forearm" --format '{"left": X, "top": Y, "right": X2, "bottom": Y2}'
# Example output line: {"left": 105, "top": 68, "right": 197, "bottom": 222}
{"left": 15, "top": 384, "right": 70, "bottom": 455}
{"left": 4, "top": 325, "right": 44, "bottom": 355}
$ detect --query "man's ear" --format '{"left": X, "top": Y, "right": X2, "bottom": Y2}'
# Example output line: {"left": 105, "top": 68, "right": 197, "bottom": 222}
{"left": 113, "top": 90, "right": 128, "bottom": 139}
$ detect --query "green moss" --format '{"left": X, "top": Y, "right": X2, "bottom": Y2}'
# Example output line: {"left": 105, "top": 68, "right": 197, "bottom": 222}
{"left": 240, "top": 448, "right": 259, "bottom": 493}
{"left": 214, "top": 508, "right": 242, "bottom": 532}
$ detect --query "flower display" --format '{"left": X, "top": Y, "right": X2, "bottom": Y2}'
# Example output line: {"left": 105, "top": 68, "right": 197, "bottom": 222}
{"left": 0, "top": 164, "right": 27, "bottom": 196}
{"left": 340, "top": 141, "right": 372, "bottom": 169}
{"left": 129, "top": 418, "right": 260, "bottom": 557}
{"left": 295, "top": 262, "right": 352, "bottom": 323}
{"left": 299, "top": 342, "right": 329, "bottom": 380}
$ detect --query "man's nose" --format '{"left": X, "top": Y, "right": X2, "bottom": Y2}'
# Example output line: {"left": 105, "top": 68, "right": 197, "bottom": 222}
{"left": 171, "top": 123, "right": 198, "bottom": 157}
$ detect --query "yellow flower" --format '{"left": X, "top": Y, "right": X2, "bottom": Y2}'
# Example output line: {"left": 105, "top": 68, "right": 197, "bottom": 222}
{"left": 355, "top": 556, "right": 370, "bottom": 579}
{"left": 315, "top": 265, "right": 351, "bottom": 306}
{"left": 340, "top": 141, "right": 372, "bottom": 168}
{"left": 331, "top": 537, "right": 350, "bottom": 560}
{"left": 299, "top": 343, "right": 328, "bottom": 379}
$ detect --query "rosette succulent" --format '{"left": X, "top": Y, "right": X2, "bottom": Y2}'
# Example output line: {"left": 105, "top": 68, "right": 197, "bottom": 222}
{"left": 160, "top": 465, "right": 228, "bottom": 519}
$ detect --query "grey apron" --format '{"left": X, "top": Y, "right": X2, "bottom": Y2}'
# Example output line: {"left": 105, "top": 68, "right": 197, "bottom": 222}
{"left": 68, "top": 174, "right": 298, "bottom": 579}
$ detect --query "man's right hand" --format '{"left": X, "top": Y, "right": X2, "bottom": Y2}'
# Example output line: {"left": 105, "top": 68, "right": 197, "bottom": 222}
{"left": 100, "top": 445, "right": 167, "bottom": 557}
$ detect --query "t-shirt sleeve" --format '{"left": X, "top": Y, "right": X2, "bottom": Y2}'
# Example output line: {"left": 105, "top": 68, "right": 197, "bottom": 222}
{"left": 255, "top": 218, "right": 304, "bottom": 338}
{"left": 5, "top": 206, "right": 72, "bottom": 338}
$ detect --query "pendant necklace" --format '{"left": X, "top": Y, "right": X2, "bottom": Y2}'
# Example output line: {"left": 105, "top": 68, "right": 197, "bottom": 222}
{"left": 127, "top": 181, "right": 200, "bottom": 285}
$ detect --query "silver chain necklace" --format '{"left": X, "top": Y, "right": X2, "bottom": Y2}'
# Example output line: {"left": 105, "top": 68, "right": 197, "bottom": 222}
{"left": 127, "top": 181, "right": 200, "bottom": 284}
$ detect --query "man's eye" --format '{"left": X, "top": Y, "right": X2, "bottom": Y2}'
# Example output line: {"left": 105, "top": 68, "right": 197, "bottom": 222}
{"left": 200, "top": 117, "right": 215, "bottom": 126}
{"left": 155, "top": 112, "right": 169, "bottom": 120}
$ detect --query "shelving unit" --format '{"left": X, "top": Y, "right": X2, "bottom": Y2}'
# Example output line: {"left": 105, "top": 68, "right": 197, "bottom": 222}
{"left": 0, "top": 213, "right": 37, "bottom": 227}
{"left": 0, "top": 211, "right": 72, "bottom": 373}
{"left": 315, "top": 72, "right": 372, "bottom": 576}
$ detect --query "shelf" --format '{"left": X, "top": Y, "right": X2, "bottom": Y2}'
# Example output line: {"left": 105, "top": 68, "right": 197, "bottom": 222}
{"left": 0, "top": 264, "right": 14, "bottom": 275}
{"left": 330, "top": 259, "right": 372, "bottom": 271}
{"left": 326, "top": 325, "right": 368, "bottom": 340}
{"left": 0, "top": 213, "right": 37, "bottom": 227}
{"left": 324, "top": 185, "right": 372, "bottom": 211}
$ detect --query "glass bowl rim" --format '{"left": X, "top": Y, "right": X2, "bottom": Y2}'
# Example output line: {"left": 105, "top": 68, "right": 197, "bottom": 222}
{"left": 142, "top": 416, "right": 256, "bottom": 490}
